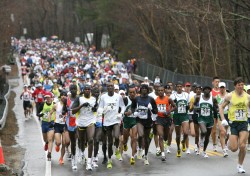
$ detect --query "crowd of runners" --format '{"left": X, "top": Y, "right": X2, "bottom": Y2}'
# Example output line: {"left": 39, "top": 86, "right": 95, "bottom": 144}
{"left": 13, "top": 38, "right": 250, "bottom": 174}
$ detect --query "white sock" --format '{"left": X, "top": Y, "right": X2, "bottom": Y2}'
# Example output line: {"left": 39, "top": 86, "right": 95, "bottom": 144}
{"left": 87, "top": 158, "right": 92, "bottom": 164}
{"left": 161, "top": 152, "right": 165, "bottom": 157}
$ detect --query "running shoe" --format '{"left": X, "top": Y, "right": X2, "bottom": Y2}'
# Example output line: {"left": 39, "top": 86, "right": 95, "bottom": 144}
{"left": 67, "top": 152, "right": 72, "bottom": 161}
{"left": 92, "top": 161, "right": 98, "bottom": 168}
{"left": 47, "top": 152, "right": 51, "bottom": 161}
{"left": 130, "top": 157, "right": 135, "bottom": 165}
{"left": 213, "top": 144, "right": 217, "bottom": 152}
{"left": 186, "top": 148, "right": 190, "bottom": 154}
{"left": 71, "top": 155, "right": 77, "bottom": 170}
{"left": 176, "top": 150, "right": 181, "bottom": 157}
{"left": 44, "top": 143, "right": 48, "bottom": 151}
{"left": 195, "top": 147, "right": 200, "bottom": 155}
{"left": 181, "top": 141, "right": 186, "bottom": 152}
{"left": 55, "top": 145, "right": 60, "bottom": 152}
{"left": 115, "top": 149, "right": 121, "bottom": 160}
{"left": 202, "top": 151, "right": 208, "bottom": 158}
{"left": 144, "top": 157, "right": 149, "bottom": 165}
{"left": 166, "top": 145, "right": 171, "bottom": 153}
{"left": 237, "top": 165, "right": 246, "bottom": 173}
{"left": 59, "top": 157, "right": 64, "bottom": 165}
{"left": 137, "top": 149, "right": 143, "bottom": 159}
{"left": 225, "top": 145, "right": 229, "bottom": 151}
{"left": 107, "top": 160, "right": 112, "bottom": 169}
{"left": 161, "top": 155, "right": 166, "bottom": 161}
{"left": 123, "top": 144, "right": 128, "bottom": 152}
{"left": 86, "top": 163, "right": 92, "bottom": 171}
{"left": 223, "top": 149, "right": 228, "bottom": 157}
{"left": 156, "top": 148, "right": 161, "bottom": 156}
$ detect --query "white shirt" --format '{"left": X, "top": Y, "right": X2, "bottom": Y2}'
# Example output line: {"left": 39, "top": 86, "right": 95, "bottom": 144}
{"left": 98, "top": 92, "right": 125, "bottom": 126}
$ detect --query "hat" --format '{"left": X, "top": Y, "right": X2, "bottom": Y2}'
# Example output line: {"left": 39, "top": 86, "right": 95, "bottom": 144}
{"left": 144, "top": 77, "right": 148, "bottom": 80}
{"left": 246, "top": 85, "right": 250, "bottom": 91}
{"left": 114, "top": 84, "right": 119, "bottom": 90}
{"left": 219, "top": 82, "right": 226, "bottom": 88}
{"left": 119, "top": 90, "right": 125, "bottom": 95}
{"left": 44, "top": 93, "right": 52, "bottom": 98}
{"left": 192, "top": 82, "right": 198, "bottom": 87}
{"left": 23, "top": 84, "right": 28, "bottom": 87}
{"left": 195, "top": 84, "right": 202, "bottom": 89}
{"left": 36, "top": 83, "right": 42, "bottom": 87}
{"left": 72, "top": 79, "right": 76, "bottom": 82}
{"left": 53, "top": 79, "right": 57, "bottom": 83}
{"left": 176, "top": 81, "right": 183, "bottom": 86}
{"left": 60, "top": 91, "right": 67, "bottom": 97}
{"left": 185, "top": 82, "right": 191, "bottom": 86}
{"left": 86, "top": 75, "right": 91, "bottom": 79}
{"left": 203, "top": 85, "right": 212, "bottom": 91}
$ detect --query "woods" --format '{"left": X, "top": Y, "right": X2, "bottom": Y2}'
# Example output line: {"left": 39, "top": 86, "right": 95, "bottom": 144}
{"left": 0, "top": 0, "right": 249, "bottom": 80}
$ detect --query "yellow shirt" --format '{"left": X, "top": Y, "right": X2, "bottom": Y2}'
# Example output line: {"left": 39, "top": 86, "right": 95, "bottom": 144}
{"left": 228, "top": 91, "right": 248, "bottom": 122}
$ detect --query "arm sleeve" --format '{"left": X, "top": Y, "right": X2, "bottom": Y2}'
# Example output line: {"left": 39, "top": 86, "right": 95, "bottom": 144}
{"left": 119, "top": 95, "right": 126, "bottom": 114}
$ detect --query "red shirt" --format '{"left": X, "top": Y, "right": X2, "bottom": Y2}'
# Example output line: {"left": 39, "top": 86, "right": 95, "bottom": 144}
{"left": 212, "top": 88, "right": 220, "bottom": 97}
{"left": 32, "top": 88, "right": 46, "bottom": 103}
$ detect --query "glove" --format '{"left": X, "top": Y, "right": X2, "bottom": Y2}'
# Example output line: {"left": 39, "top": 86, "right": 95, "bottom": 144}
{"left": 221, "top": 119, "right": 229, "bottom": 127}
{"left": 82, "top": 102, "right": 90, "bottom": 107}
{"left": 151, "top": 114, "right": 157, "bottom": 121}
{"left": 148, "top": 103, "right": 152, "bottom": 110}
{"left": 133, "top": 112, "right": 139, "bottom": 117}
{"left": 92, "top": 107, "right": 97, "bottom": 112}
{"left": 95, "top": 122, "right": 102, "bottom": 128}
{"left": 48, "top": 122, "right": 54, "bottom": 128}
{"left": 117, "top": 113, "right": 123, "bottom": 120}
{"left": 38, "top": 112, "right": 44, "bottom": 117}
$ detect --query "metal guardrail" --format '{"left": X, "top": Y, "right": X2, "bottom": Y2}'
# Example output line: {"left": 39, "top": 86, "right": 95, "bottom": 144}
{"left": 136, "top": 61, "right": 234, "bottom": 90}
{"left": 0, "top": 83, "right": 11, "bottom": 130}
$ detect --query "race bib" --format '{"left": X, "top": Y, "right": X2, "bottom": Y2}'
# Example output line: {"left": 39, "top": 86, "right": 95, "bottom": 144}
{"left": 178, "top": 104, "right": 186, "bottom": 113}
{"left": 157, "top": 104, "right": 166, "bottom": 113}
{"left": 235, "top": 109, "right": 246, "bottom": 121}
{"left": 137, "top": 107, "right": 148, "bottom": 119}
{"left": 43, "top": 112, "right": 49, "bottom": 119}
{"left": 201, "top": 107, "right": 210, "bottom": 117}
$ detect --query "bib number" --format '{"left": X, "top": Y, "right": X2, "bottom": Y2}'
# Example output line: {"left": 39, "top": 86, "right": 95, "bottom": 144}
{"left": 201, "top": 107, "right": 210, "bottom": 117}
{"left": 178, "top": 104, "right": 186, "bottom": 113}
{"left": 235, "top": 109, "right": 246, "bottom": 121}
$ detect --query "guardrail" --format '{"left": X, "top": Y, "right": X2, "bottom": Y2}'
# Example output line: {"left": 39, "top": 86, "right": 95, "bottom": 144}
{"left": 0, "top": 83, "right": 11, "bottom": 130}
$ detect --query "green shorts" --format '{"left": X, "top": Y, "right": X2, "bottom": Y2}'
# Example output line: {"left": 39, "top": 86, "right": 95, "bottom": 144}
{"left": 173, "top": 114, "right": 189, "bottom": 126}
{"left": 123, "top": 116, "right": 137, "bottom": 129}
{"left": 229, "top": 121, "right": 248, "bottom": 136}
{"left": 198, "top": 117, "right": 214, "bottom": 128}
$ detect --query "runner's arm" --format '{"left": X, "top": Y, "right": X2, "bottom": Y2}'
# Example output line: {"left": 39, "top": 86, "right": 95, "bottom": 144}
{"left": 168, "top": 98, "right": 177, "bottom": 112}
{"left": 219, "top": 93, "right": 231, "bottom": 121}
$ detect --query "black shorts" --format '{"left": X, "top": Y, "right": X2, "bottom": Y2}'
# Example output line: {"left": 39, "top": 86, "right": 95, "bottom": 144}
{"left": 155, "top": 117, "right": 171, "bottom": 128}
{"left": 136, "top": 118, "right": 153, "bottom": 128}
{"left": 192, "top": 114, "right": 199, "bottom": 125}
{"left": 23, "top": 101, "right": 31, "bottom": 110}
{"left": 229, "top": 121, "right": 248, "bottom": 136}
{"left": 102, "top": 123, "right": 119, "bottom": 133}
{"left": 54, "top": 123, "right": 66, "bottom": 134}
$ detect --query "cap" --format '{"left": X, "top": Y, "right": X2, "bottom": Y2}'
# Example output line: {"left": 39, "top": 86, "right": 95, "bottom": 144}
{"left": 119, "top": 90, "right": 125, "bottom": 95}
{"left": 23, "top": 84, "right": 28, "bottom": 87}
{"left": 185, "top": 82, "right": 191, "bottom": 87}
{"left": 246, "top": 85, "right": 250, "bottom": 91}
{"left": 192, "top": 82, "right": 198, "bottom": 87}
{"left": 203, "top": 85, "right": 212, "bottom": 91}
{"left": 53, "top": 79, "right": 57, "bottom": 83}
{"left": 114, "top": 84, "right": 119, "bottom": 90}
{"left": 144, "top": 77, "right": 148, "bottom": 80}
{"left": 36, "top": 83, "right": 42, "bottom": 87}
{"left": 72, "top": 79, "right": 76, "bottom": 82}
{"left": 219, "top": 82, "right": 226, "bottom": 88}
{"left": 86, "top": 75, "right": 91, "bottom": 79}
{"left": 44, "top": 93, "right": 52, "bottom": 98}
{"left": 195, "top": 84, "right": 202, "bottom": 89}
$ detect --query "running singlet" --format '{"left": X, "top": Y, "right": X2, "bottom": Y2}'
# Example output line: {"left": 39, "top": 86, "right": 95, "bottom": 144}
{"left": 55, "top": 102, "right": 66, "bottom": 124}
{"left": 42, "top": 102, "right": 55, "bottom": 122}
{"left": 228, "top": 91, "right": 249, "bottom": 122}
{"left": 22, "top": 91, "right": 32, "bottom": 101}
{"left": 155, "top": 96, "right": 170, "bottom": 118}
{"left": 170, "top": 92, "right": 189, "bottom": 115}
{"left": 199, "top": 95, "right": 213, "bottom": 120}
{"left": 212, "top": 89, "right": 220, "bottom": 97}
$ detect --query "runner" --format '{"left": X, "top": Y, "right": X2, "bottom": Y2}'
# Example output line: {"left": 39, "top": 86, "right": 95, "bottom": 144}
{"left": 121, "top": 85, "right": 137, "bottom": 165}
{"left": 216, "top": 82, "right": 229, "bottom": 157}
{"left": 72, "top": 85, "right": 97, "bottom": 171}
{"left": 170, "top": 81, "right": 189, "bottom": 157}
{"left": 155, "top": 85, "right": 176, "bottom": 161}
{"left": 131, "top": 84, "right": 158, "bottom": 165}
{"left": 20, "top": 85, "right": 32, "bottom": 119}
{"left": 219, "top": 77, "right": 249, "bottom": 173}
{"left": 38, "top": 92, "right": 55, "bottom": 161}
{"left": 211, "top": 76, "right": 220, "bottom": 151}
{"left": 194, "top": 85, "right": 218, "bottom": 158}
{"left": 97, "top": 82, "right": 125, "bottom": 169}
{"left": 32, "top": 83, "right": 46, "bottom": 119}
{"left": 48, "top": 91, "right": 70, "bottom": 165}
{"left": 65, "top": 85, "right": 78, "bottom": 170}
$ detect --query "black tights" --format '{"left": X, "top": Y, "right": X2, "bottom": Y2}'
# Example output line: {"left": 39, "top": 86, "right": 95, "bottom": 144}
{"left": 68, "top": 130, "right": 77, "bottom": 156}
{"left": 94, "top": 127, "right": 103, "bottom": 157}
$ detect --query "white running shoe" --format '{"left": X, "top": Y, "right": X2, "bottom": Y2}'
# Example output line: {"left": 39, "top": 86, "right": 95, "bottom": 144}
{"left": 186, "top": 148, "right": 190, "bottom": 154}
{"left": 202, "top": 151, "right": 208, "bottom": 158}
{"left": 92, "top": 161, "right": 98, "bottom": 168}
{"left": 119, "top": 156, "right": 123, "bottom": 161}
{"left": 137, "top": 149, "right": 143, "bottom": 159}
{"left": 213, "top": 145, "right": 217, "bottom": 152}
{"left": 223, "top": 149, "right": 228, "bottom": 157}
{"left": 144, "top": 157, "right": 149, "bottom": 165}
{"left": 86, "top": 163, "right": 92, "bottom": 171}
{"left": 237, "top": 165, "right": 246, "bottom": 173}
{"left": 224, "top": 145, "right": 229, "bottom": 151}
{"left": 71, "top": 155, "right": 77, "bottom": 170}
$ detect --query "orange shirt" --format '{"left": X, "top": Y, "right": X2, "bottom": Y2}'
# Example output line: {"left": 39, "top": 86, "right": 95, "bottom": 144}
{"left": 155, "top": 96, "right": 170, "bottom": 118}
